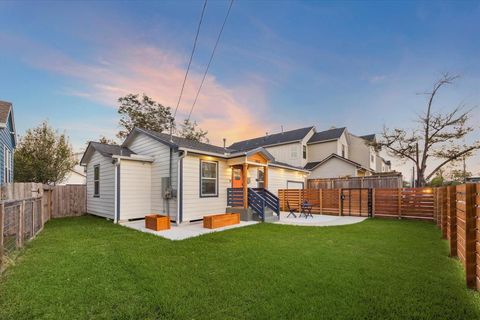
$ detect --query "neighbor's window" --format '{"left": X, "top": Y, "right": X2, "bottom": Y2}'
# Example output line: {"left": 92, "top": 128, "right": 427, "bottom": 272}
{"left": 94, "top": 165, "right": 100, "bottom": 197}
{"left": 3, "top": 146, "right": 11, "bottom": 183}
{"left": 341, "top": 145, "right": 346, "bottom": 158}
{"left": 200, "top": 160, "right": 218, "bottom": 197}
{"left": 302, "top": 145, "right": 307, "bottom": 159}
{"left": 291, "top": 145, "right": 298, "bottom": 159}
{"left": 371, "top": 154, "right": 374, "bottom": 162}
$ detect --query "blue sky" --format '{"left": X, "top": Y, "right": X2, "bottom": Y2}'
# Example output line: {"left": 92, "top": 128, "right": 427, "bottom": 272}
{"left": 0, "top": 0, "right": 479, "bottom": 178}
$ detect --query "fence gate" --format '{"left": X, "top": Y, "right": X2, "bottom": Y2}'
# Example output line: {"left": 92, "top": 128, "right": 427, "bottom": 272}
{"left": 340, "top": 188, "right": 372, "bottom": 217}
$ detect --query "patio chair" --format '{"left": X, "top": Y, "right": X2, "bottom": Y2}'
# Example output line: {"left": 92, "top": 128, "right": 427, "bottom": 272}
{"left": 286, "top": 200, "right": 297, "bottom": 218}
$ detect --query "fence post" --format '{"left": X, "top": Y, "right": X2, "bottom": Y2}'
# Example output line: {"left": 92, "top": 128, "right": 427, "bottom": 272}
{"left": 31, "top": 200, "right": 35, "bottom": 237}
{"left": 464, "top": 183, "right": 476, "bottom": 289}
{"left": 319, "top": 189, "right": 323, "bottom": 214}
{"left": 338, "top": 189, "right": 342, "bottom": 216}
{"left": 17, "top": 200, "right": 25, "bottom": 248}
{"left": 398, "top": 188, "right": 402, "bottom": 219}
{"left": 447, "top": 186, "right": 457, "bottom": 257}
{"left": 372, "top": 188, "right": 376, "bottom": 217}
{"left": 0, "top": 202, "right": 4, "bottom": 267}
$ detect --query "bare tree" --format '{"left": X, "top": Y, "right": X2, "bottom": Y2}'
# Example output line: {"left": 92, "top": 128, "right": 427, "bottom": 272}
{"left": 372, "top": 73, "right": 479, "bottom": 186}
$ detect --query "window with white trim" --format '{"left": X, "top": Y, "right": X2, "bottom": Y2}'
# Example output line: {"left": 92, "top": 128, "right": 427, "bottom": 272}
{"left": 94, "top": 165, "right": 100, "bottom": 197}
{"left": 200, "top": 160, "right": 218, "bottom": 197}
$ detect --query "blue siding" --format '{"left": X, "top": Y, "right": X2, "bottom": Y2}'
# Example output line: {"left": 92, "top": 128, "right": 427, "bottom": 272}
{"left": 0, "top": 113, "right": 15, "bottom": 183}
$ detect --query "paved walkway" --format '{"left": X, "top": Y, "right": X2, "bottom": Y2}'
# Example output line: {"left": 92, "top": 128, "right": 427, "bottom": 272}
{"left": 120, "top": 219, "right": 259, "bottom": 241}
{"left": 274, "top": 212, "right": 367, "bottom": 226}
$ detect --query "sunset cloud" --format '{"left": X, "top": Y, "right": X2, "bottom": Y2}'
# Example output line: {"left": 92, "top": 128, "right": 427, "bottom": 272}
{"left": 0, "top": 32, "right": 273, "bottom": 146}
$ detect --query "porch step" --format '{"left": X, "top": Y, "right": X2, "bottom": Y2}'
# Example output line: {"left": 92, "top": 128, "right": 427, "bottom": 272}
{"left": 263, "top": 207, "right": 279, "bottom": 223}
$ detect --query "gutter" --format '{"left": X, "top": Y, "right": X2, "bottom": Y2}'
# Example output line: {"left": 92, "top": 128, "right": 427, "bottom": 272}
{"left": 176, "top": 150, "right": 187, "bottom": 225}
{"left": 113, "top": 158, "right": 121, "bottom": 223}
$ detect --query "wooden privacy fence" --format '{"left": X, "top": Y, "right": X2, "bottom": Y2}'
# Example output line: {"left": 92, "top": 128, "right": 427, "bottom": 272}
{"left": 0, "top": 183, "right": 86, "bottom": 270}
{"left": 279, "top": 187, "right": 435, "bottom": 219}
{"left": 308, "top": 174, "right": 402, "bottom": 189}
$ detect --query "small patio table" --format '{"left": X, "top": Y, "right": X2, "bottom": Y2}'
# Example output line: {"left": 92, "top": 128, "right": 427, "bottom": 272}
{"left": 300, "top": 202, "right": 314, "bottom": 219}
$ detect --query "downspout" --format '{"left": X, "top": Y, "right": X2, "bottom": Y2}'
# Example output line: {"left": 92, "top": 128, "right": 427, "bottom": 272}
{"left": 176, "top": 150, "right": 187, "bottom": 225}
{"left": 167, "top": 148, "right": 173, "bottom": 217}
{"left": 113, "top": 158, "right": 121, "bottom": 223}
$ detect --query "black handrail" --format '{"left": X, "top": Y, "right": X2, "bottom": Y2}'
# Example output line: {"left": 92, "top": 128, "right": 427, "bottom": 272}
{"left": 253, "top": 188, "right": 280, "bottom": 216}
{"left": 248, "top": 188, "right": 265, "bottom": 220}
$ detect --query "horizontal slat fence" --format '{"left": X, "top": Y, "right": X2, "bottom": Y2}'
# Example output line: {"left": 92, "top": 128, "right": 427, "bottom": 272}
{"left": 308, "top": 175, "right": 402, "bottom": 189}
{"left": 280, "top": 187, "right": 435, "bottom": 220}
{"left": 1, "top": 183, "right": 86, "bottom": 271}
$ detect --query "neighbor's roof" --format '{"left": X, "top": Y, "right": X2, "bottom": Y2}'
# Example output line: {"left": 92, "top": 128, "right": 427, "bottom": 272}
{"left": 304, "top": 153, "right": 370, "bottom": 171}
{"left": 228, "top": 126, "right": 315, "bottom": 151}
{"left": 80, "top": 141, "right": 134, "bottom": 165}
{"left": 136, "top": 127, "right": 234, "bottom": 155}
{"left": 269, "top": 160, "right": 310, "bottom": 173}
{"left": 0, "top": 101, "right": 12, "bottom": 124}
{"left": 307, "top": 127, "right": 346, "bottom": 144}
{"left": 360, "top": 134, "right": 376, "bottom": 142}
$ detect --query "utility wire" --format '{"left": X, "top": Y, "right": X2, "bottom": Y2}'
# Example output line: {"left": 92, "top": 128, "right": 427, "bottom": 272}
{"left": 187, "top": 0, "right": 234, "bottom": 122}
{"left": 173, "top": 0, "right": 208, "bottom": 119}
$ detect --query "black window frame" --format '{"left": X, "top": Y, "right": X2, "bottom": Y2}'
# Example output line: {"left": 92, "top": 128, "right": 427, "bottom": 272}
{"left": 199, "top": 160, "right": 218, "bottom": 198}
{"left": 93, "top": 165, "right": 100, "bottom": 197}
{"left": 302, "top": 145, "right": 307, "bottom": 159}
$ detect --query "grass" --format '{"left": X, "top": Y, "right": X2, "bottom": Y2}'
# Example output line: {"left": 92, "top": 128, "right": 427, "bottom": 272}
{"left": 0, "top": 216, "right": 479, "bottom": 320}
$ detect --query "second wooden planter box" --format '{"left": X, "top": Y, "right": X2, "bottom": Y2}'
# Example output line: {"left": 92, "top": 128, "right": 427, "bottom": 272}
{"left": 203, "top": 213, "right": 240, "bottom": 229}
{"left": 145, "top": 214, "right": 171, "bottom": 231}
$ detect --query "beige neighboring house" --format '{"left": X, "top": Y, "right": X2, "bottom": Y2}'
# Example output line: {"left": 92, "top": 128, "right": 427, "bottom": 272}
{"left": 60, "top": 152, "right": 86, "bottom": 185}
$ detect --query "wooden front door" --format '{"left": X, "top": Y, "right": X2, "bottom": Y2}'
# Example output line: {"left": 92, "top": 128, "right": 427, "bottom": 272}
{"left": 232, "top": 166, "right": 243, "bottom": 188}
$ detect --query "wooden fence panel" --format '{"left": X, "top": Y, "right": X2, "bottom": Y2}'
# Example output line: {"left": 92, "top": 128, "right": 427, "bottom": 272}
{"left": 51, "top": 185, "right": 86, "bottom": 218}
{"left": 475, "top": 183, "right": 480, "bottom": 290}
{"left": 400, "top": 188, "right": 434, "bottom": 220}
{"left": 373, "top": 188, "right": 399, "bottom": 218}
{"left": 308, "top": 175, "right": 402, "bottom": 189}
{"left": 456, "top": 184, "right": 476, "bottom": 289}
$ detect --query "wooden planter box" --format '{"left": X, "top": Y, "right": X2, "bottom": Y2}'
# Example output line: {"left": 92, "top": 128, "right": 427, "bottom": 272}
{"left": 203, "top": 213, "right": 240, "bottom": 229}
{"left": 145, "top": 214, "right": 171, "bottom": 231}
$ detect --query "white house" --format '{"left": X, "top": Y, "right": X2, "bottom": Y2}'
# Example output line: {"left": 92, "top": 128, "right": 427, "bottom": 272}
{"left": 80, "top": 128, "right": 309, "bottom": 224}
{"left": 60, "top": 152, "right": 87, "bottom": 185}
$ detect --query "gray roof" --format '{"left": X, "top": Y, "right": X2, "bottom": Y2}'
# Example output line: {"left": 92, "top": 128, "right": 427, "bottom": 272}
{"left": 270, "top": 160, "right": 309, "bottom": 172}
{"left": 88, "top": 142, "right": 134, "bottom": 157}
{"left": 0, "top": 101, "right": 12, "bottom": 124}
{"left": 137, "top": 128, "right": 233, "bottom": 155}
{"left": 304, "top": 153, "right": 368, "bottom": 171}
{"left": 307, "top": 127, "right": 346, "bottom": 144}
{"left": 228, "top": 126, "right": 314, "bottom": 151}
{"left": 360, "top": 134, "right": 376, "bottom": 142}
{"left": 304, "top": 161, "right": 322, "bottom": 170}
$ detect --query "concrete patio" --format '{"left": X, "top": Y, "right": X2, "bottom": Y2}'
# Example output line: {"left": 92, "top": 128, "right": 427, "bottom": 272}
{"left": 274, "top": 212, "right": 367, "bottom": 226}
{"left": 120, "top": 219, "right": 259, "bottom": 241}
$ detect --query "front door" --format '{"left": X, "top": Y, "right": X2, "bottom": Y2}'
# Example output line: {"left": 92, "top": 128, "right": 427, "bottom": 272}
{"left": 232, "top": 166, "right": 243, "bottom": 188}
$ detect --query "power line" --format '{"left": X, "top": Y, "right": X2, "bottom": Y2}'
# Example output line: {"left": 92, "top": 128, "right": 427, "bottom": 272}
{"left": 173, "top": 0, "right": 208, "bottom": 119}
{"left": 187, "top": 0, "right": 234, "bottom": 122}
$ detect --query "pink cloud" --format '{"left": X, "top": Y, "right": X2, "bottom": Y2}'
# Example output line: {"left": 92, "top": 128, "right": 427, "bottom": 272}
{"left": 1, "top": 32, "right": 274, "bottom": 145}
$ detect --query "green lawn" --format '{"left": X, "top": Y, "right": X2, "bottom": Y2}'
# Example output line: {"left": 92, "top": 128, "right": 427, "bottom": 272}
{"left": 1, "top": 216, "right": 479, "bottom": 320}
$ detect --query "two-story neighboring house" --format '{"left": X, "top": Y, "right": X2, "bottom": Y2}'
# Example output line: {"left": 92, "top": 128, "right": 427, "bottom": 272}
{"left": 230, "top": 126, "right": 393, "bottom": 181}
{"left": 0, "top": 101, "right": 17, "bottom": 184}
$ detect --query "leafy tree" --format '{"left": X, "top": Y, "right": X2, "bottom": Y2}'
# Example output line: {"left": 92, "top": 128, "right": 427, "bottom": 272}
{"left": 117, "top": 94, "right": 174, "bottom": 139}
{"left": 372, "top": 73, "right": 480, "bottom": 186}
{"left": 178, "top": 119, "right": 209, "bottom": 143}
{"left": 14, "top": 121, "right": 76, "bottom": 184}
{"left": 447, "top": 169, "right": 472, "bottom": 183}
{"left": 98, "top": 136, "right": 118, "bottom": 145}
{"left": 116, "top": 93, "right": 210, "bottom": 143}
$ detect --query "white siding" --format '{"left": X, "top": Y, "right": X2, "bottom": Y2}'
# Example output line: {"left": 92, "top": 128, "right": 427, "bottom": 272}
{"left": 348, "top": 134, "right": 370, "bottom": 169}
{"left": 268, "top": 166, "right": 307, "bottom": 196}
{"left": 125, "top": 133, "right": 178, "bottom": 219}
{"left": 120, "top": 160, "right": 152, "bottom": 220}
{"left": 307, "top": 140, "right": 337, "bottom": 162}
{"left": 308, "top": 157, "right": 357, "bottom": 179}
{"left": 265, "top": 142, "right": 303, "bottom": 168}
{"left": 86, "top": 151, "right": 115, "bottom": 219}
{"left": 182, "top": 154, "right": 230, "bottom": 222}
{"left": 336, "top": 131, "right": 349, "bottom": 158}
